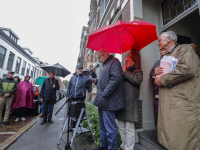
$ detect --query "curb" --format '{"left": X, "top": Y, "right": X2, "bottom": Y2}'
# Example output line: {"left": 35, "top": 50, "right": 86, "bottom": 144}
{"left": 0, "top": 117, "right": 38, "bottom": 150}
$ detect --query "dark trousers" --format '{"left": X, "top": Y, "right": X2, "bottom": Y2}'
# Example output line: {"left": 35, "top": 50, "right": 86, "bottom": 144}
{"left": 43, "top": 100, "right": 54, "bottom": 121}
{"left": 16, "top": 107, "right": 26, "bottom": 118}
{"left": 98, "top": 108, "right": 117, "bottom": 150}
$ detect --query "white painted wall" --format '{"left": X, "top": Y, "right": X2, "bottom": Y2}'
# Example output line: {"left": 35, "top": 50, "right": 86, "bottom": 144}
{"left": 0, "top": 37, "right": 36, "bottom": 83}
{"left": 140, "top": 0, "right": 160, "bottom": 130}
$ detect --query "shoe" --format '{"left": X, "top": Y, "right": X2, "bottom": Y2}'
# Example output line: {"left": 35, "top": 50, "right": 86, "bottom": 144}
{"left": 3, "top": 121, "right": 9, "bottom": 125}
{"left": 48, "top": 120, "right": 54, "bottom": 124}
{"left": 40, "top": 120, "right": 47, "bottom": 125}
{"left": 91, "top": 147, "right": 107, "bottom": 150}
{"left": 21, "top": 117, "right": 26, "bottom": 121}
{"left": 15, "top": 118, "right": 19, "bottom": 122}
{"left": 118, "top": 148, "right": 124, "bottom": 150}
{"left": 39, "top": 113, "right": 43, "bottom": 117}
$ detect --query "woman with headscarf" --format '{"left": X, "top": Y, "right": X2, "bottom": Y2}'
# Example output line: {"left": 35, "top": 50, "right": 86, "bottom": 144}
{"left": 11, "top": 76, "right": 33, "bottom": 121}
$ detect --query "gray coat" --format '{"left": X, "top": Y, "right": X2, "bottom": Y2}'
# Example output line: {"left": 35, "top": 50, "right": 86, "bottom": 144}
{"left": 93, "top": 55, "right": 125, "bottom": 111}
{"left": 116, "top": 68, "right": 143, "bottom": 122}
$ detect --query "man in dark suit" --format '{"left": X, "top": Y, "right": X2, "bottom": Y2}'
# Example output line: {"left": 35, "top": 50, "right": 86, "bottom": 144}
{"left": 40, "top": 71, "right": 60, "bottom": 125}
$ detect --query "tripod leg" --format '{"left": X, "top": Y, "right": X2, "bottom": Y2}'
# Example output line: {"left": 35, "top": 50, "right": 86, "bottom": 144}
{"left": 85, "top": 109, "right": 95, "bottom": 142}
{"left": 57, "top": 117, "right": 69, "bottom": 145}
{"left": 70, "top": 108, "right": 84, "bottom": 147}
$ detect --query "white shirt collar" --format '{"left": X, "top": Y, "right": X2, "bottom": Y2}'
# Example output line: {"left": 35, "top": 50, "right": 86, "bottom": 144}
{"left": 167, "top": 45, "right": 176, "bottom": 53}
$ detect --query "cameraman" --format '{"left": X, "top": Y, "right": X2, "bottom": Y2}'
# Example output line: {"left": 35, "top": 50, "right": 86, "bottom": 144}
{"left": 66, "top": 65, "right": 93, "bottom": 130}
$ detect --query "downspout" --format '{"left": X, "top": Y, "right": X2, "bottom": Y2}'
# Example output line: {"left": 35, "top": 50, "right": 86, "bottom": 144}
{"left": 197, "top": 0, "right": 200, "bottom": 15}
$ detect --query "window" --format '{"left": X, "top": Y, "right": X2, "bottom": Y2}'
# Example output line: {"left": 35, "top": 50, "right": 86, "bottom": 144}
{"left": 2, "top": 74, "right": 7, "bottom": 79}
{"left": 31, "top": 66, "right": 34, "bottom": 78}
{"left": 15, "top": 57, "right": 21, "bottom": 74}
{"left": 6, "top": 52, "right": 15, "bottom": 70}
{"left": 26, "top": 64, "right": 30, "bottom": 75}
{"left": 37, "top": 69, "right": 40, "bottom": 77}
{"left": 34, "top": 68, "right": 37, "bottom": 78}
{"left": 0, "top": 46, "right": 6, "bottom": 68}
{"left": 21, "top": 60, "right": 26, "bottom": 75}
{"left": 10, "top": 32, "right": 17, "bottom": 43}
{"left": 162, "top": 0, "right": 197, "bottom": 25}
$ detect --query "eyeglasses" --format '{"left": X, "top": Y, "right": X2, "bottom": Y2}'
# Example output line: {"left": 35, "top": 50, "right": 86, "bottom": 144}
{"left": 125, "top": 60, "right": 133, "bottom": 63}
{"left": 98, "top": 55, "right": 103, "bottom": 60}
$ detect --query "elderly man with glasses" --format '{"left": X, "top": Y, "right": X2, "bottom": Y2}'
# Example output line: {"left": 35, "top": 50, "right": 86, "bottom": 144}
{"left": 92, "top": 49, "right": 125, "bottom": 150}
{"left": 153, "top": 31, "right": 200, "bottom": 150}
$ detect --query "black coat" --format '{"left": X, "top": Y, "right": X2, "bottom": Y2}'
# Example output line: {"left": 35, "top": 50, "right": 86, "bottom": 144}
{"left": 40, "top": 78, "right": 60, "bottom": 100}
{"left": 116, "top": 68, "right": 143, "bottom": 122}
{"left": 93, "top": 55, "right": 125, "bottom": 111}
{"left": 149, "top": 60, "right": 160, "bottom": 77}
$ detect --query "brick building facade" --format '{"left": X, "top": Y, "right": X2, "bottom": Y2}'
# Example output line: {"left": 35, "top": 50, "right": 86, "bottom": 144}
{"left": 78, "top": 0, "right": 144, "bottom": 131}
{"left": 78, "top": 0, "right": 200, "bottom": 147}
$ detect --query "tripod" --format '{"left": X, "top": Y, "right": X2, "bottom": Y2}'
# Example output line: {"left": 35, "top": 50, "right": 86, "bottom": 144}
{"left": 57, "top": 101, "right": 95, "bottom": 148}
{"left": 55, "top": 66, "right": 99, "bottom": 150}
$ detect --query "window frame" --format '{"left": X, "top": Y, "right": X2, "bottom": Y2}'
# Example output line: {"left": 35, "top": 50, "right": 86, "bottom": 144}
{"left": 21, "top": 60, "right": 27, "bottom": 75}
{"left": 26, "top": 63, "right": 31, "bottom": 76}
{"left": 0, "top": 45, "right": 7, "bottom": 68}
{"left": 6, "top": 51, "right": 15, "bottom": 71}
{"left": 15, "top": 57, "right": 21, "bottom": 74}
{"left": 31, "top": 66, "right": 34, "bottom": 78}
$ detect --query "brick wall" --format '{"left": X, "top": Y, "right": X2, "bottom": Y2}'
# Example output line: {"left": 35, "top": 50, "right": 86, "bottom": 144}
{"left": 87, "top": 0, "right": 143, "bottom": 129}
{"left": 122, "top": 0, "right": 130, "bottom": 21}
{"left": 135, "top": 100, "right": 143, "bottom": 129}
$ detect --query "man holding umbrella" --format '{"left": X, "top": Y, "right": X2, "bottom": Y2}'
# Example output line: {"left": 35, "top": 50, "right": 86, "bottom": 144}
{"left": 40, "top": 71, "right": 60, "bottom": 124}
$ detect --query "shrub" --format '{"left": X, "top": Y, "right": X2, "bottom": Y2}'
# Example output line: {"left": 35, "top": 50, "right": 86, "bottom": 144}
{"left": 81, "top": 102, "right": 122, "bottom": 148}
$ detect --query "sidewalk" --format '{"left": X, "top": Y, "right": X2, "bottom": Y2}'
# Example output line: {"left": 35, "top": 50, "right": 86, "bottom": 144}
{"left": 0, "top": 115, "right": 38, "bottom": 149}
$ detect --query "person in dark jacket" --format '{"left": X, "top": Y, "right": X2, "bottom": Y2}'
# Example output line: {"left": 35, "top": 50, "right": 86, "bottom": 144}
{"left": 92, "top": 49, "right": 125, "bottom": 150}
{"left": 66, "top": 65, "right": 92, "bottom": 129}
{"left": 40, "top": 71, "right": 59, "bottom": 125}
{"left": 66, "top": 65, "right": 92, "bottom": 101}
{"left": 0, "top": 71, "right": 17, "bottom": 125}
{"left": 150, "top": 60, "right": 160, "bottom": 126}
{"left": 116, "top": 57, "right": 143, "bottom": 150}
{"left": 14, "top": 76, "right": 21, "bottom": 83}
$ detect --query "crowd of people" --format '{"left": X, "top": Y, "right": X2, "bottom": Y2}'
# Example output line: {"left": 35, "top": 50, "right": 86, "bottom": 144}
{"left": 1, "top": 30, "right": 200, "bottom": 150}
{"left": 88, "top": 31, "right": 199, "bottom": 150}
{"left": 0, "top": 70, "right": 60, "bottom": 126}
{"left": 0, "top": 72, "right": 33, "bottom": 125}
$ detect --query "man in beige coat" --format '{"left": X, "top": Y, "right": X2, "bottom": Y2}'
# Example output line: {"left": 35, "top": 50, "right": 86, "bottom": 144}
{"left": 154, "top": 31, "right": 200, "bottom": 150}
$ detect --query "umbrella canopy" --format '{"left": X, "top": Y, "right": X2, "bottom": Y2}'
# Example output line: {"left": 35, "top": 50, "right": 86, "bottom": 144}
{"left": 36, "top": 76, "right": 48, "bottom": 86}
{"left": 86, "top": 20, "right": 158, "bottom": 54}
{"left": 40, "top": 63, "right": 71, "bottom": 78}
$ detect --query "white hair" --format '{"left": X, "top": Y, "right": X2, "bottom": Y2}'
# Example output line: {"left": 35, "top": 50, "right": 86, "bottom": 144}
{"left": 161, "top": 31, "right": 177, "bottom": 43}
{"left": 97, "top": 49, "right": 110, "bottom": 56}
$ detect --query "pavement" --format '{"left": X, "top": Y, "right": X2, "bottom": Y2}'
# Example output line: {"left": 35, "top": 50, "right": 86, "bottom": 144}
{"left": 0, "top": 110, "right": 38, "bottom": 149}
{"left": 5, "top": 99, "right": 93, "bottom": 150}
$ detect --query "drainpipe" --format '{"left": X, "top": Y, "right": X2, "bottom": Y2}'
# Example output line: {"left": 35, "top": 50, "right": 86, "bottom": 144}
{"left": 197, "top": 0, "right": 200, "bottom": 15}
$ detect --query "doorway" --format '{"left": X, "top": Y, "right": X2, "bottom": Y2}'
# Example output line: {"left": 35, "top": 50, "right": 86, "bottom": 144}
{"left": 165, "top": 9, "right": 200, "bottom": 55}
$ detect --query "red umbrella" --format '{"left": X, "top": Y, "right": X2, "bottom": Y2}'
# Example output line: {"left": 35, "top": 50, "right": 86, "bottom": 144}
{"left": 86, "top": 20, "right": 158, "bottom": 54}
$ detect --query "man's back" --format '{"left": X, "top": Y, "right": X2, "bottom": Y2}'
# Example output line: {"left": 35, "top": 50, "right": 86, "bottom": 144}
{"left": 93, "top": 55, "right": 125, "bottom": 111}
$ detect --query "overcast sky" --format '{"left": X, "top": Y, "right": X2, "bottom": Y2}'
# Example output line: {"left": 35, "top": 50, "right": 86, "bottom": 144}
{"left": 0, "top": 0, "right": 91, "bottom": 80}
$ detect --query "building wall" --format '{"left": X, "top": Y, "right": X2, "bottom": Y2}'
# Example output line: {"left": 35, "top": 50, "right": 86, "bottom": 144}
{"left": 0, "top": 37, "right": 36, "bottom": 83}
{"left": 139, "top": 0, "right": 160, "bottom": 130}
